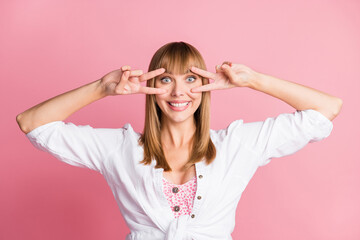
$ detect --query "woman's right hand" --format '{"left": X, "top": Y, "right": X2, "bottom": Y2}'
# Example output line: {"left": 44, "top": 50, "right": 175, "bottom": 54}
{"left": 100, "top": 65, "right": 167, "bottom": 96}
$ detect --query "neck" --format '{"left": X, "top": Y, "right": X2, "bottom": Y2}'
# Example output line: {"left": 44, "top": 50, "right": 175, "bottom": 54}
{"left": 160, "top": 116, "right": 196, "bottom": 149}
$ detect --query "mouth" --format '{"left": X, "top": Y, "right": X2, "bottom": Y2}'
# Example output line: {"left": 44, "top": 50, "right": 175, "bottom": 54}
{"left": 167, "top": 101, "right": 191, "bottom": 111}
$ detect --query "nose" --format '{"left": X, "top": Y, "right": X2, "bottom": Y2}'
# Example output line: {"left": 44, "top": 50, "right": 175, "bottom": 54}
{"left": 170, "top": 81, "right": 186, "bottom": 97}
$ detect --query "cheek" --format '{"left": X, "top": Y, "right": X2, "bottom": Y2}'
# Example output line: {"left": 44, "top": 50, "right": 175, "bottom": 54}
{"left": 188, "top": 91, "right": 201, "bottom": 100}
{"left": 155, "top": 92, "right": 168, "bottom": 106}
{"left": 188, "top": 83, "right": 202, "bottom": 99}
{"left": 189, "top": 92, "right": 202, "bottom": 108}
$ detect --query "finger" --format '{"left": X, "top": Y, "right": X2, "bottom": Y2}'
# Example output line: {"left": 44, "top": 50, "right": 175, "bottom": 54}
{"left": 139, "top": 86, "right": 168, "bottom": 95}
{"left": 190, "top": 83, "right": 218, "bottom": 93}
{"left": 190, "top": 67, "right": 216, "bottom": 79}
{"left": 215, "top": 65, "right": 223, "bottom": 73}
{"left": 221, "top": 64, "right": 237, "bottom": 80}
{"left": 222, "top": 61, "right": 232, "bottom": 67}
{"left": 139, "top": 68, "right": 166, "bottom": 82}
{"left": 129, "top": 69, "right": 143, "bottom": 77}
{"left": 115, "top": 70, "right": 130, "bottom": 93}
{"left": 121, "top": 65, "right": 131, "bottom": 71}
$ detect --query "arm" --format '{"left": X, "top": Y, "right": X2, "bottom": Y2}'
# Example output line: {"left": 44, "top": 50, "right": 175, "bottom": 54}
{"left": 190, "top": 63, "right": 343, "bottom": 121}
{"left": 16, "top": 66, "right": 166, "bottom": 134}
{"left": 16, "top": 79, "right": 107, "bottom": 134}
{"left": 248, "top": 72, "right": 343, "bottom": 121}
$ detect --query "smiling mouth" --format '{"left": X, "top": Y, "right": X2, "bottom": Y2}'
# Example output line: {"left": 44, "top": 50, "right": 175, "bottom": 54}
{"left": 167, "top": 102, "right": 190, "bottom": 107}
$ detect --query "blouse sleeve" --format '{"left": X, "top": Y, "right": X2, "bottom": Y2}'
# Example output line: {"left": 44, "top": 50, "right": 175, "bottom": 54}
{"left": 26, "top": 121, "right": 127, "bottom": 173}
{"left": 231, "top": 109, "right": 334, "bottom": 167}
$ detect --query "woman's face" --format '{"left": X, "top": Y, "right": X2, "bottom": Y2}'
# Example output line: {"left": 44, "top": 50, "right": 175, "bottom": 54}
{"left": 154, "top": 70, "right": 203, "bottom": 125}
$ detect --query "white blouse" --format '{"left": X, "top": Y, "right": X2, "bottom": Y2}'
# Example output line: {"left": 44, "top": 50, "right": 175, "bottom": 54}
{"left": 26, "top": 109, "right": 333, "bottom": 240}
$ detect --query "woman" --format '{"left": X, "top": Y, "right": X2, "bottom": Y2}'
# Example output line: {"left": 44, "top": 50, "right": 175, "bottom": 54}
{"left": 16, "top": 41, "right": 342, "bottom": 240}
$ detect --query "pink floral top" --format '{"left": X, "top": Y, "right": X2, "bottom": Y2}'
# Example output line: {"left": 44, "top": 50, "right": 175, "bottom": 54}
{"left": 162, "top": 175, "right": 197, "bottom": 218}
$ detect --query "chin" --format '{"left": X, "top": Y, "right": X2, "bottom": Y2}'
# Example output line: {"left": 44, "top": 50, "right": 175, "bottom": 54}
{"left": 164, "top": 115, "right": 193, "bottom": 124}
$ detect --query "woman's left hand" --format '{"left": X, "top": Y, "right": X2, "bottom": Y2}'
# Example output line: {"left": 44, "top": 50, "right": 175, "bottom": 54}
{"left": 190, "top": 62, "right": 259, "bottom": 92}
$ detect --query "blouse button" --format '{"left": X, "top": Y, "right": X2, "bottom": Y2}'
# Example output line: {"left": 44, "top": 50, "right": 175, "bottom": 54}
{"left": 198, "top": 175, "right": 203, "bottom": 179}
{"left": 197, "top": 196, "right": 202, "bottom": 200}
{"left": 173, "top": 205, "right": 180, "bottom": 212}
{"left": 191, "top": 214, "right": 195, "bottom": 218}
{"left": 172, "top": 187, "right": 179, "bottom": 193}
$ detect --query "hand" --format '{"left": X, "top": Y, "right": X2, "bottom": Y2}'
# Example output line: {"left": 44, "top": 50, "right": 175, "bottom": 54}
{"left": 100, "top": 65, "right": 168, "bottom": 96}
{"left": 190, "top": 62, "right": 259, "bottom": 92}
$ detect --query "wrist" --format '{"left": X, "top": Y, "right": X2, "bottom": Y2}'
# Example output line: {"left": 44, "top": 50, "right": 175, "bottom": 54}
{"left": 247, "top": 72, "right": 266, "bottom": 90}
{"left": 94, "top": 79, "right": 109, "bottom": 98}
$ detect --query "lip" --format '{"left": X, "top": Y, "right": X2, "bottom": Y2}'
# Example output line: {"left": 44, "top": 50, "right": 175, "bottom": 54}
{"left": 168, "top": 100, "right": 191, "bottom": 103}
{"left": 167, "top": 101, "right": 191, "bottom": 111}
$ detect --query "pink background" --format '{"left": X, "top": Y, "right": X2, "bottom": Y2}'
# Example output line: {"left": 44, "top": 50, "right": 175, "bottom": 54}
{"left": 1, "top": 0, "right": 359, "bottom": 239}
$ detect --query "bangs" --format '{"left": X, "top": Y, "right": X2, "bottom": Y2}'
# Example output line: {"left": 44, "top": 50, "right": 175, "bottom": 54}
{"left": 154, "top": 43, "right": 205, "bottom": 75}
{"left": 158, "top": 55, "right": 202, "bottom": 75}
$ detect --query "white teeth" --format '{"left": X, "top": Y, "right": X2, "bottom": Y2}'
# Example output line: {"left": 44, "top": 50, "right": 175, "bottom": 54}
{"left": 169, "top": 102, "right": 189, "bottom": 107}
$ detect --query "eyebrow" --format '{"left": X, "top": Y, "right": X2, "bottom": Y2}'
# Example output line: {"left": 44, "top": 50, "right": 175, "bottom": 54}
{"left": 165, "top": 68, "right": 192, "bottom": 75}
{"left": 158, "top": 73, "right": 201, "bottom": 80}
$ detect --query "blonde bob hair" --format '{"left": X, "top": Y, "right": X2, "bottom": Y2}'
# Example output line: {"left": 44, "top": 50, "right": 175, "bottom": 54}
{"left": 138, "top": 41, "right": 216, "bottom": 172}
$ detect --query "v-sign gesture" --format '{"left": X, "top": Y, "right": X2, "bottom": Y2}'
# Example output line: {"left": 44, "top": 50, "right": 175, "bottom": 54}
{"left": 190, "top": 62, "right": 259, "bottom": 92}
{"left": 101, "top": 65, "right": 167, "bottom": 95}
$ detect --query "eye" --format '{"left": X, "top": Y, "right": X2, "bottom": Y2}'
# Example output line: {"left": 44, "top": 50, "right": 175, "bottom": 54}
{"left": 160, "top": 77, "right": 171, "bottom": 83}
{"left": 187, "top": 75, "right": 197, "bottom": 83}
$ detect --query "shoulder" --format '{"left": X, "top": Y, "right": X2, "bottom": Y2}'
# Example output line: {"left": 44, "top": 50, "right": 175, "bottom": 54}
{"left": 121, "top": 123, "right": 142, "bottom": 140}
{"left": 210, "top": 119, "right": 245, "bottom": 143}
